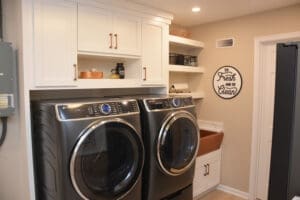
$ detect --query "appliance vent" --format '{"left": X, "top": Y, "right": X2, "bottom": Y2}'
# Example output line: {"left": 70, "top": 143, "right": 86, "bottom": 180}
{"left": 216, "top": 38, "right": 235, "bottom": 48}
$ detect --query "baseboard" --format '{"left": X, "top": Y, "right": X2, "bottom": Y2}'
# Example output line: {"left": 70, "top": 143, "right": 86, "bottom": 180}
{"left": 217, "top": 184, "right": 249, "bottom": 199}
{"left": 193, "top": 186, "right": 218, "bottom": 200}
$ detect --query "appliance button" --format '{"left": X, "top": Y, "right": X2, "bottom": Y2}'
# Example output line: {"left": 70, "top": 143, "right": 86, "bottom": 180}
{"left": 87, "top": 106, "right": 94, "bottom": 115}
{"left": 100, "top": 104, "right": 112, "bottom": 115}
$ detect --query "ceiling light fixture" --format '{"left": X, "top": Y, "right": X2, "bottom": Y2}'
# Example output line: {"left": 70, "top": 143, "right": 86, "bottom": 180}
{"left": 192, "top": 7, "right": 201, "bottom": 13}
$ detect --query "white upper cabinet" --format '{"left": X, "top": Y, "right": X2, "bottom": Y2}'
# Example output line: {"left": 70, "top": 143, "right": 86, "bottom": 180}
{"left": 78, "top": 4, "right": 141, "bottom": 57}
{"left": 33, "top": 0, "right": 77, "bottom": 87}
{"left": 31, "top": 0, "right": 172, "bottom": 89}
{"left": 78, "top": 5, "right": 113, "bottom": 54}
{"left": 141, "top": 21, "right": 167, "bottom": 85}
{"left": 113, "top": 14, "right": 141, "bottom": 56}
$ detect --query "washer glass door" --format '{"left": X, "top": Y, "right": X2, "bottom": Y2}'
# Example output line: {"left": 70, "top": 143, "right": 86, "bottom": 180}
{"left": 70, "top": 119, "right": 144, "bottom": 200}
{"left": 158, "top": 111, "right": 199, "bottom": 176}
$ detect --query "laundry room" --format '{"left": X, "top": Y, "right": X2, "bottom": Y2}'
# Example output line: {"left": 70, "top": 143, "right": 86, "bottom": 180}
{"left": 0, "top": 0, "right": 300, "bottom": 200}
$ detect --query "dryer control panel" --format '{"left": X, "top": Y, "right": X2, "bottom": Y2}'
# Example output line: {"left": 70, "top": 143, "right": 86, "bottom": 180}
{"left": 145, "top": 97, "right": 194, "bottom": 111}
{"left": 56, "top": 100, "right": 139, "bottom": 120}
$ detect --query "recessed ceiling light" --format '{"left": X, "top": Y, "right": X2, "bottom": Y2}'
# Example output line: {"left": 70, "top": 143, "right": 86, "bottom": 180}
{"left": 192, "top": 7, "right": 201, "bottom": 13}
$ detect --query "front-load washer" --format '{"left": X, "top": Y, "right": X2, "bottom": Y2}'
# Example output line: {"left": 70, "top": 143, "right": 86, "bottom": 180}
{"left": 138, "top": 96, "right": 200, "bottom": 200}
{"left": 31, "top": 98, "right": 144, "bottom": 200}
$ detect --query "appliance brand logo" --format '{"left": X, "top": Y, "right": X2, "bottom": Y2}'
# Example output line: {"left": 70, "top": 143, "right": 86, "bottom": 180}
{"left": 213, "top": 66, "right": 242, "bottom": 99}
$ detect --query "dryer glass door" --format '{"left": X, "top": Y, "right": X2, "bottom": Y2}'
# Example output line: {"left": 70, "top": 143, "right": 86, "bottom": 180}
{"left": 70, "top": 120, "right": 144, "bottom": 200}
{"left": 157, "top": 111, "right": 199, "bottom": 176}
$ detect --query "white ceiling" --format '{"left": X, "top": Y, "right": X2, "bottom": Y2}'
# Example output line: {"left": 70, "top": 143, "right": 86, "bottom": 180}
{"left": 127, "top": 0, "right": 300, "bottom": 26}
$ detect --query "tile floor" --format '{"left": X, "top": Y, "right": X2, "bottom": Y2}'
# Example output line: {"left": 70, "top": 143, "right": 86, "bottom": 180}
{"left": 197, "top": 190, "right": 244, "bottom": 200}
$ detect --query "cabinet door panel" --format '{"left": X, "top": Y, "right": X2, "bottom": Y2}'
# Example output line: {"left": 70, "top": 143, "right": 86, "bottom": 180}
{"left": 207, "top": 161, "right": 221, "bottom": 188}
{"left": 34, "top": 0, "right": 77, "bottom": 87}
{"left": 113, "top": 15, "right": 141, "bottom": 56}
{"left": 193, "top": 160, "right": 208, "bottom": 197}
{"left": 78, "top": 5, "right": 112, "bottom": 53}
{"left": 141, "top": 21, "right": 165, "bottom": 85}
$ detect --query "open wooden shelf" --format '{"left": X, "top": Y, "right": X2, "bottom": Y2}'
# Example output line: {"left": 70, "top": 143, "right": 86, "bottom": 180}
{"left": 170, "top": 92, "right": 205, "bottom": 99}
{"left": 169, "top": 65, "right": 205, "bottom": 73}
{"left": 169, "top": 35, "right": 204, "bottom": 49}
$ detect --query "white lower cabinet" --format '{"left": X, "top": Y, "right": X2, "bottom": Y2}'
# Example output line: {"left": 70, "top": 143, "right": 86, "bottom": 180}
{"left": 193, "top": 149, "right": 222, "bottom": 197}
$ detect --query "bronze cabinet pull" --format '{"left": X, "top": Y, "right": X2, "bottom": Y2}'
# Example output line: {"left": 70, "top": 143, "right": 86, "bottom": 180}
{"left": 143, "top": 67, "right": 147, "bottom": 81}
{"left": 204, "top": 164, "right": 210, "bottom": 176}
{"left": 109, "top": 33, "right": 113, "bottom": 49}
{"left": 73, "top": 64, "right": 77, "bottom": 81}
{"left": 114, "top": 33, "right": 118, "bottom": 49}
{"left": 207, "top": 163, "right": 210, "bottom": 175}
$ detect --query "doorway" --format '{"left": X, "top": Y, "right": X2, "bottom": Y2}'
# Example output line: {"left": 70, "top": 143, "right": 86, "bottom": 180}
{"left": 249, "top": 32, "right": 300, "bottom": 200}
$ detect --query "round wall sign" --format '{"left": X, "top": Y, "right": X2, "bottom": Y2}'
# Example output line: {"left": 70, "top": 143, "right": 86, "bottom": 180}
{"left": 213, "top": 66, "right": 242, "bottom": 99}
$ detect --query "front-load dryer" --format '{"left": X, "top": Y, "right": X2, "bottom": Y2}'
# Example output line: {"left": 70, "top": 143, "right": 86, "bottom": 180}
{"left": 138, "top": 96, "right": 200, "bottom": 200}
{"left": 31, "top": 98, "right": 144, "bottom": 200}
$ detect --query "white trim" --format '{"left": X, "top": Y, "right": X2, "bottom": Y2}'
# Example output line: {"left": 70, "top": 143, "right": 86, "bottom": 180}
{"left": 249, "top": 31, "right": 300, "bottom": 200}
{"left": 217, "top": 184, "right": 249, "bottom": 199}
{"left": 198, "top": 120, "right": 224, "bottom": 132}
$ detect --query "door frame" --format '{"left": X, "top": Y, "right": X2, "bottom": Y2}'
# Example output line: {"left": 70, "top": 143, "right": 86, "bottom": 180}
{"left": 249, "top": 31, "right": 300, "bottom": 200}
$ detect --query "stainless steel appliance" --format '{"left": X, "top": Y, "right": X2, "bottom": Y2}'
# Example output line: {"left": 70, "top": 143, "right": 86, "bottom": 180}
{"left": 31, "top": 98, "right": 144, "bottom": 200}
{"left": 138, "top": 96, "right": 200, "bottom": 200}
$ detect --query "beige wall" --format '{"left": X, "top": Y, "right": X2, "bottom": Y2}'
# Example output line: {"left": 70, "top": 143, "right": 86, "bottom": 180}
{"left": 0, "top": 0, "right": 28, "bottom": 200}
{"left": 189, "top": 4, "right": 300, "bottom": 193}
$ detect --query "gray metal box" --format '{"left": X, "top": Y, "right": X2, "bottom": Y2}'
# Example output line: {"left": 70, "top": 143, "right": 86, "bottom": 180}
{"left": 0, "top": 42, "right": 16, "bottom": 117}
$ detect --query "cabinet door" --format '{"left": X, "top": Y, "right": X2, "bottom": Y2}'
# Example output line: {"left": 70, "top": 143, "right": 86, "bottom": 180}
{"left": 207, "top": 160, "right": 221, "bottom": 189}
{"left": 113, "top": 14, "right": 141, "bottom": 56}
{"left": 141, "top": 21, "right": 166, "bottom": 85}
{"left": 78, "top": 4, "right": 113, "bottom": 54}
{"left": 34, "top": 0, "right": 77, "bottom": 87}
{"left": 193, "top": 159, "right": 208, "bottom": 197}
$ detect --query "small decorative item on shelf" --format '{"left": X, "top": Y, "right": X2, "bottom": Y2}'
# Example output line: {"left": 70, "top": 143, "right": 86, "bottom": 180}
{"left": 169, "top": 53, "right": 177, "bottom": 65}
{"left": 184, "top": 55, "right": 191, "bottom": 66}
{"left": 169, "top": 83, "right": 191, "bottom": 94}
{"left": 116, "top": 63, "right": 125, "bottom": 79}
{"left": 110, "top": 69, "right": 120, "bottom": 79}
{"left": 80, "top": 68, "right": 103, "bottom": 79}
{"left": 190, "top": 56, "right": 198, "bottom": 66}
{"left": 169, "top": 53, "right": 198, "bottom": 67}
{"left": 176, "top": 54, "right": 184, "bottom": 65}
{"left": 169, "top": 27, "right": 191, "bottom": 38}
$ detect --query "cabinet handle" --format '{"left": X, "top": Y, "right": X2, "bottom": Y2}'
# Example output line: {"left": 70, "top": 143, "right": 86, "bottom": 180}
{"left": 109, "top": 33, "right": 113, "bottom": 49}
{"left": 207, "top": 164, "right": 210, "bottom": 175}
{"left": 204, "top": 164, "right": 208, "bottom": 176}
{"left": 114, "top": 33, "right": 118, "bottom": 49}
{"left": 73, "top": 64, "right": 78, "bottom": 81}
{"left": 143, "top": 67, "right": 147, "bottom": 81}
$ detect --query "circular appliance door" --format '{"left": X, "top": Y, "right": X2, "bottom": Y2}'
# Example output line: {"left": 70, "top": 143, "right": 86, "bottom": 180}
{"left": 157, "top": 111, "right": 199, "bottom": 176}
{"left": 70, "top": 119, "right": 144, "bottom": 200}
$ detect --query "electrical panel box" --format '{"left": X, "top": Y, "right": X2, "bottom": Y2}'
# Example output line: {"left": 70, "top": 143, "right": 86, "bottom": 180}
{"left": 0, "top": 42, "right": 16, "bottom": 117}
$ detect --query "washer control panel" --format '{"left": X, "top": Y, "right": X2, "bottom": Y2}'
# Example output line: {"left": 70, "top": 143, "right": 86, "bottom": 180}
{"left": 146, "top": 97, "right": 193, "bottom": 111}
{"left": 56, "top": 100, "right": 139, "bottom": 120}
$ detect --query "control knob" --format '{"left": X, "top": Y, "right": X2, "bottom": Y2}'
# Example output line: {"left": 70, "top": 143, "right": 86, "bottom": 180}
{"left": 100, "top": 104, "right": 112, "bottom": 115}
{"left": 171, "top": 98, "right": 181, "bottom": 107}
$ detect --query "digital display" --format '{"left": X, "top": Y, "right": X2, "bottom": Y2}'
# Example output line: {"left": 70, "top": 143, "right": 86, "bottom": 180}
{"left": 146, "top": 100, "right": 171, "bottom": 110}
